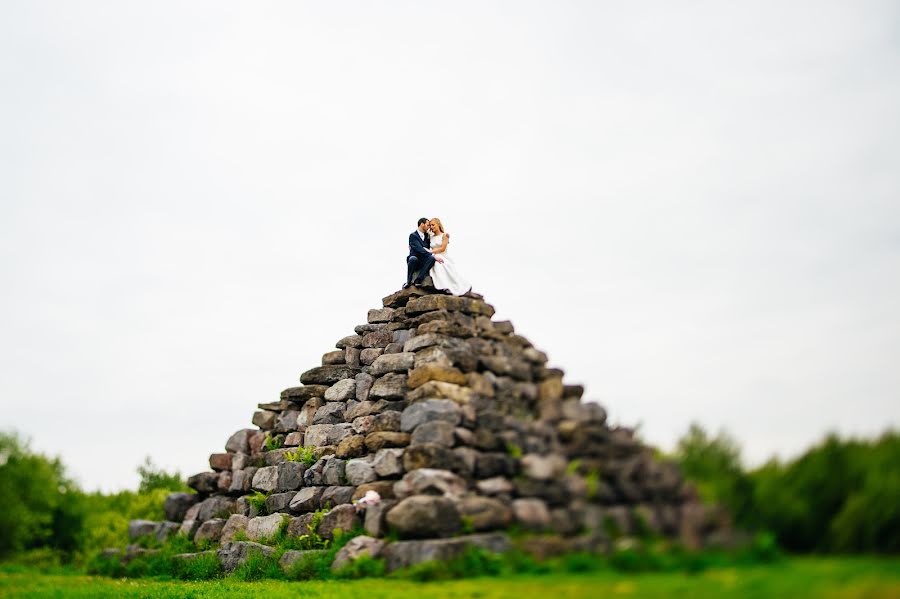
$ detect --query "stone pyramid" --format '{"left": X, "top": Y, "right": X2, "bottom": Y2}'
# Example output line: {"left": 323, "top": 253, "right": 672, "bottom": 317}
{"left": 130, "top": 282, "right": 723, "bottom": 572}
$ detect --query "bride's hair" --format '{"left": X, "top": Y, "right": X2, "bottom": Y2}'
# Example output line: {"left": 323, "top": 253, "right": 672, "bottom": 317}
{"left": 430, "top": 217, "right": 445, "bottom": 234}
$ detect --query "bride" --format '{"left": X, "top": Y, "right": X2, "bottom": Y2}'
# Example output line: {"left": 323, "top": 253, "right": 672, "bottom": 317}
{"left": 427, "top": 218, "right": 472, "bottom": 296}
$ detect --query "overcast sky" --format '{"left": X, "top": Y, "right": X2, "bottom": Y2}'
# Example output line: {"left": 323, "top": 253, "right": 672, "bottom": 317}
{"left": 1, "top": 1, "right": 898, "bottom": 492}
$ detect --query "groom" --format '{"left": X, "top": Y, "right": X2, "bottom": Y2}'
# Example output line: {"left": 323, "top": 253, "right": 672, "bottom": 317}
{"left": 403, "top": 217, "right": 443, "bottom": 289}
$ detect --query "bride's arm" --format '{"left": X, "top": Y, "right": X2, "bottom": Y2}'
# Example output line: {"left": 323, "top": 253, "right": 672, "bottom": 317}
{"left": 431, "top": 235, "right": 450, "bottom": 254}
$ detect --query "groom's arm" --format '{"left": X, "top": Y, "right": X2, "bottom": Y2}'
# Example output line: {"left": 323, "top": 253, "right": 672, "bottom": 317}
{"left": 408, "top": 233, "right": 430, "bottom": 256}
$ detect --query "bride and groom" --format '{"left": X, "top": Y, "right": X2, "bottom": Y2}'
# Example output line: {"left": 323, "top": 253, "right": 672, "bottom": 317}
{"left": 403, "top": 217, "right": 472, "bottom": 296}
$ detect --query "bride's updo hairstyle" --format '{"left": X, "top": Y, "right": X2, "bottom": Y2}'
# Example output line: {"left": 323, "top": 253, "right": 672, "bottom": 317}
{"left": 430, "top": 217, "right": 445, "bottom": 234}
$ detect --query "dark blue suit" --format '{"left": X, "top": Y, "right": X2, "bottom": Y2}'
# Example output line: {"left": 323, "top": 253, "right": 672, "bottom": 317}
{"left": 407, "top": 230, "right": 434, "bottom": 285}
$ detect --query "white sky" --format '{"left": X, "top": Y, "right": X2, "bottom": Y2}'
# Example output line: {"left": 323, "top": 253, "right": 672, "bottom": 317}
{"left": 1, "top": 1, "right": 898, "bottom": 492}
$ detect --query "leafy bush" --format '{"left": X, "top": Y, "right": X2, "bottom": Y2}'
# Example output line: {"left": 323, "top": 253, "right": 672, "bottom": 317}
{"left": 0, "top": 431, "right": 83, "bottom": 558}
{"left": 673, "top": 424, "right": 900, "bottom": 554}
{"left": 285, "top": 446, "right": 316, "bottom": 468}
{"left": 231, "top": 549, "right": 283, "bottom": 581}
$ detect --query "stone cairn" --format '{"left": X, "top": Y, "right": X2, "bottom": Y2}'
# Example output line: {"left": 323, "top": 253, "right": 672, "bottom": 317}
{"left": 123, "top": 282, "right": 725, "bottom": 573}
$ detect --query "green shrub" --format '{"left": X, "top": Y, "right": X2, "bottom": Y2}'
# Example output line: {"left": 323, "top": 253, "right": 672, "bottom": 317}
{"left": 263, "top": 435, "right": 283, "bottom": 452}
{"left": 285, "top": 446, "right": 316, "bottom": 468}
{"left": 333, "top": 553, "right": 386, "bottom": 579}
{"left": 231, "top": 548, "right": 284, "bottom": 581}
{"left": 246, "top": 491, "right": 270, "bottom": 516}
{"left": 172, "top": 551, "right": 222, "bottom": 581}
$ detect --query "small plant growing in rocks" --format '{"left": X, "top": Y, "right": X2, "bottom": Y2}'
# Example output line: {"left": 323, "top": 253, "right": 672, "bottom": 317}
{"left": 247, "top": 490, "right": 270, "bottom": 515}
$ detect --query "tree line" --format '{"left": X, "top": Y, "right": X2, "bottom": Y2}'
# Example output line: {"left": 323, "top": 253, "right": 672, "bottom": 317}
{"left": 1, "top": 424, "right": 898, "bottom": 563}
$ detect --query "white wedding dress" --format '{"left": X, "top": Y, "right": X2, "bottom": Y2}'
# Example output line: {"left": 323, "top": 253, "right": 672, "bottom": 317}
{"left": 429, "top": 233, "right": 472, "bottom": 296}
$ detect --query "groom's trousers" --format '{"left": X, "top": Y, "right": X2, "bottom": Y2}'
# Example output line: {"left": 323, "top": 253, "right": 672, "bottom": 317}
{"left": 407, "top": 254, "right": 435, "bottom": 284}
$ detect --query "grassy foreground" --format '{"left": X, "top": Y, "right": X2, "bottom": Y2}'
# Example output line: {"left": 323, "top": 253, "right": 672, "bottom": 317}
{"left": 1, "top": 558, "right": 899, "bottom": 599}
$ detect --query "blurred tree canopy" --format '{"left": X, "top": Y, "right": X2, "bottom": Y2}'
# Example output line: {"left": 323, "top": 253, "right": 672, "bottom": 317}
{"left": 0, "top": 432, "right": 188, "bottom": 562}
{"left": 0, "top": 431, "right": 83, "bottom": 557}
{"left": 673, "top": 423, "right": 900, "bottom": 553}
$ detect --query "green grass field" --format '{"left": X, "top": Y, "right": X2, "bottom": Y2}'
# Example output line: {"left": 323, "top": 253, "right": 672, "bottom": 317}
{"left": 1, "top": 558, "right": 899, "bottom": 599}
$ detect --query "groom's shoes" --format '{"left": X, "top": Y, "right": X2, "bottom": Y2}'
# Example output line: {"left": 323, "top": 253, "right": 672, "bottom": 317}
{"left": 402, "top": 282, "right": 411, "bottom": 289}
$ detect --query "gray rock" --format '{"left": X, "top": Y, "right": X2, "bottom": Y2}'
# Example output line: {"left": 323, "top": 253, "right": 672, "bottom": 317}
{"left": 179, "top": 519, "right": 201, "bottom": 540}
{"left": 373, "top": 448, "right": 405, "bottom": 478}
{"left": 313, "top": 402, "right": 346, "bottom": 425}
{"left": 512, "top": 498, "right": 551, "bottom": 531}
{"left": 362, "top": 329, "right": 393, "bottom": 348}
{"left": 355, "top": 373, "right": 375, "bottom": 402}
{"left": 265, "top": 492, "right": 295, "bottom": 514}
{"left": 194, "top": 518, "right": 226, "bottom": 543}
{"left": 283, "top": 432, "right": 304, "bottom": 446}
{"left": 209, "top": 453, "right": 233, "bottom": 471}
{"left": 127, "top": 520, "right": 159, "bottom": 540}
{"left": 475, "top": 452, "right": 517, "bottom": 478}
{"left": 217, "top": 541, "right": 275, "bottom": 572}
{"left": 452, "top": 447, "right": 478, "bottom": 478}
{"left": 229, "top": 468, "right": 258, "bottom": 494}
{"left": 392, "top": 329, "right": 414, "bottom": 345}
{"left": 384, "top": 342, "right": 404, "bottom": 354}
{"left": 274, "top": 410, "right": 301, "bottom": 434}
{"left": 346, "top": 399, "right": 376, "bottom": 421}
{"left": 403, "top": 333, "right": 445, "bottom": 353}
{"left": 371, "top": 352, "right": 415, "bottom": 375}
{"left": 400, "top": 399, "right": 460, "bottom": 432}
{"left": 331, "top": 535, "right": 386, "bottom": 571}
{"left": 279, "top": 549, "right": 327, "bottom": 571}
{"left": 476, "top": 477, "right": 514, "bottom": 495}
{"left": 217, "top": 470, "right": 233, "bottom": 493}
{"left": 164, "top": 493, "right": 199, "bottom": 522}
{"left": 410, "top": 421, "right": 456, "bottom": 446}
{"left": 394, "top": 468, "right": 467, "bottom": 499}
{"left": 187, "top": 472, "right": 219, "bottom": 494}
{"left": 246, "top": 513, "right": 288, "bottom": 541}
{"left": 521, "top": 454, "right": 567, "bottom": 480}
{"left": 457, "top": 496, "right": 513, "bottom": 531}
{"left": 318, "top": 504, "right": 361, "bottom": 540}
{"left": 323, "top": 457, "right": 347, "bottom": 486}
{"left": 403, "top": 443, "right": 465, "bottom": 473}
{"left": 252, "top": 410, "right": 276, "bottom": 430}
{"left": 386, "top": 495, "right": 461, "bottom": 538}
{"left": 345, "top": 457, "right": 377, "bottom": 485}
{"left": 336, "top": 434, "right": 366, "bottom": 458}
{"left": 287, "top": 513, "right": 316, "bottom": 537}
{"left": 322, "top": 350, "right": 345, "bottom": 365}
{"left": 381, "top": 533, "right": 511, "bottom": 572}
{"left": 220, "top": 514, "right": 249, "bottom": 543}
{"left": 335, "top": 335, "right": 363, "bottom": 349}
{"left": 363, "top": 499, "right": 397, "bottom": 537}
{"left": 231, "top": 452, "right": 252, "bottom": 470}
{"left": 225, "top": 429, "right": 256, "bottom": 454}
{"left": 368, "top": 308, "right": 395, "bottom": 323}
{"left": 196, "top": 496, "right": 236, "bottom": 522}
{"left": 289, "top": 487, "right": 324, "bottom": 513}
{"left": 303, "top": 456, "right": 332, "bottom": 486}
{"left": 264, "top": 448, "right": 290, "bottom": 466}
{"left": 369, "top": 373, "right": 407, "bottom": 400}
{"left": 321, "top": 486, "right": 356, "bottom": 508}
{"left": 360, "top": 348, "right": 384, "bottom": 365}
{"left": 281, "top": 386, "right": 329, "bottom": 402}
{"left": 344, "top": 347, "right": 361, "bottom": 368}
{"left": 300, "top": 365, "right": 361, "bottom": 385}
{"left": 365, "top": 431, "right": 411, "bottom": 451}
{"left": 325, "top": 379, "right": 357, "bottom": 402}
{"left": 304, "top": 423, "right": 354, "bottom": 447}
{"left": 297, "top": 397, "right": 324, "bottom": 428}
{"left": 352, "top": 415, "right": 376, "bottom": 435}
{"left": 251, "top": 462, "right": 304, "bottom": 492}
{"left": 371, "top": 410, "right": 402, "bottom": 432}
